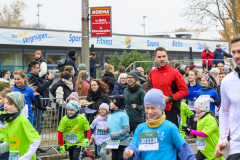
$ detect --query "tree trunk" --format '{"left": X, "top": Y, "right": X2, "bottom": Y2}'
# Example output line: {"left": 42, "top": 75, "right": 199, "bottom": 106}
{"left": 231, "top": 0, "right": 238, "bottom": 35}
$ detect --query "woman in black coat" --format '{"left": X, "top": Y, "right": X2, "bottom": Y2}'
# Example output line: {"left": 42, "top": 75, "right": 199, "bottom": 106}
{"left": 87, "top": 79, "right": 110, "bottom": 124}
{"left": 102, "top": 63, "right": 116, "bottom": 96}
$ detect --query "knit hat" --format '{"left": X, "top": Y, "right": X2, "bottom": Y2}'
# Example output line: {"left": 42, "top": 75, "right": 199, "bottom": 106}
{"left": 78, "top": 63, "right": 87, "bottom": 71}
{"left": 68, "top": 49, "right": 77, "bottom": 57}
{"left": 180, "top": 65, "right": 187, "bottom": 71}
{"left": 128, "top": 69, "right": 140, "bottom": 81}
{"left": 83, "top": 72, "right": 90, "bottom": 80}
{"left": 194, "top": 95, "right": 211, "bottom": 112}
{"left": 190, "top": 65, "right": 197, "bottom": 71}
{"left": 144, "top": 89, "right": 166, "bottom": 110}
{"left": 35, "top": 50, "right": 42, "bottom": 56}
{"left": 68, "top": 92, "right": 78, "bottom": 101}
{"left": 111, "top": 96, "right": 125, "bottom": 110}
{"left": 179, "top": 70, "right": 185, "bottom": 76}
{"left": 99, "top": 103, "right": 109, "bottom": 112}
{"left": 66, "top": 100, "right": 81, "bottom": 112}
{"left": 6, "top": 92, "right": 26, "bottom": 110}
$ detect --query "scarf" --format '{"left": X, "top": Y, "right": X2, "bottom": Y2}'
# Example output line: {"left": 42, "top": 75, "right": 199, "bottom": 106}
{"left": 67, "top": 111, "right": 80, "bottom": 119}
{"left": 146, "top": 112, "right": 166, "bottom": 128}
{"left": 97, "top": 115, "right": 108, "bottom": 121}
{"left": 14, "top": 84, "right": 27, "bottom": 90}
{"left": 200, "top": 85, "right": 211, "bottom": 91}
{"left": 88, "top": 88, "right": 102, "bottom": 101}
{"left": 0, "top": 105, "right": 4, "bottom": 111}
{"left": 118, "top": 82, "right": 127, "bottom": 90}
{"left": 234, "top": 67, "right": 240, "bottom": 78}
{"left": 196, "top": 111, "right": 207, "bottom": 120}
{"left": 0, "top": 111, "right": 21, "bottom": 123}
{"left": 127, "top": 84, "right": 141, "bottom": 93}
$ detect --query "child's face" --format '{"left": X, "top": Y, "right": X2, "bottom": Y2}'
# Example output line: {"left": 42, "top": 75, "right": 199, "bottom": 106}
{"left": 194, "top": 108, "right": 203, "bottom": 114}
{"left": 0, "top": 96, "right": 4, "bottom": 106}
{"left": 9, "top": 82, "right": 15, "bottom": 89}
{"left": 4, "top": 98, "right": 18, "bottom": 113}
{"left": 67, "top": 108, "right": 77, "bottom": 117}
{"left": 99, "top": 108, "right": 108, "bottom": 116}
{"left": 201, "top": 78, "right": 209, "bottom": 87}
{"left": 68, "top": 97, "right": 76, "bottom": 101}
{"left": 110, "top": 101, "right": 118, "bottom": 110}
{"left": 145, "top": 104, "right": 163, "bottom": 121}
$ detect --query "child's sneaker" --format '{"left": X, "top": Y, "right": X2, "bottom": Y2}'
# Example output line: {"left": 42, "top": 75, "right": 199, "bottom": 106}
{"left": 84, "top": 148, "right": 94, "bottom": 160}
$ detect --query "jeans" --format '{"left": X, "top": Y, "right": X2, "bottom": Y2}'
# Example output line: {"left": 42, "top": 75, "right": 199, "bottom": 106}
{"left": 97, "top": 143, "right": 107, "bottom": 160}
{"left": 33, "top": 108, "right": 42, "bottom": 134}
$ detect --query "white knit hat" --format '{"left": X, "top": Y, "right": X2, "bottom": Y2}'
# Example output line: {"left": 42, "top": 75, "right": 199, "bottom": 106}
{"left": 194, "top": 95, "right": 211, "bottom": 112}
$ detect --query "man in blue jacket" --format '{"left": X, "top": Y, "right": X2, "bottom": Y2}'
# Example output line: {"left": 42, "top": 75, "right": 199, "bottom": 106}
{"left": 213, "top": 44, "right": 232, "bottom": 67}
{"left": 66, "top": 49, "right": 79, "bottom": 77}
{"left": 90, "top": 52, "right": 100, "bottom": 78}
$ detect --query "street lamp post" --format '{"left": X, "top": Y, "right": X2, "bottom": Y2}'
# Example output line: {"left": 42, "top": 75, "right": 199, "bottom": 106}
{"left": 37, "top": 4, "right": 43, "bottom": 26}
{"left": 141, "top": 16, "right": 147, "bottom": 36}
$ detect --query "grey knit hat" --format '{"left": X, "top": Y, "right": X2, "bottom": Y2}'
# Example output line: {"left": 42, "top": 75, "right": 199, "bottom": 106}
{"left": 99, "top": 103, "right": 109, "bottom": 112}
{"left": 144, "top": 89, "right": 166, "bottom": 110}
{"left": 128, "top": 69, "right": 140, "bottom": 81}
{"left": 78, "top": 63, "right": 87, "bottom": 71}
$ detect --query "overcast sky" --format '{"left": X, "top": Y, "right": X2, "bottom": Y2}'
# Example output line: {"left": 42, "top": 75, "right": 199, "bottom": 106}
{"left": 0, "top": 0, "right": 218, "bottom": 35}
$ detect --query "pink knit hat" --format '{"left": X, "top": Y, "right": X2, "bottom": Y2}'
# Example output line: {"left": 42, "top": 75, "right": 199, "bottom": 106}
{"left": 68, "top": 92, "right": 78, "bottom": 101}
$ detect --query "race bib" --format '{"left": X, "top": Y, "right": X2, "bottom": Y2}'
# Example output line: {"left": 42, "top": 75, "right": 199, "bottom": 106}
{"left": 138, "top": 132, "right": 159, "bottom": 151}
{"left": 188, "top": 100, "right": 195, "bottom": 108}
{"left": 180, "top": 117, "right": 182, "bottom": 125}
{"left": 0, "top": 121, "right": 6, "bottom": 129}
{"left": 65, "top": 133, "right": 78, "bottom": 143}
{"left": 195, "top": 137, "right": 206, "bottom": 150}
{"left": 97, "top": 129, "right": 108, "bottom": 137}
{"left": 9, "top": 151, "right": 20, "bottom": 160}
{"left": 106, "top": 139, "right": 120, "bottom": 149}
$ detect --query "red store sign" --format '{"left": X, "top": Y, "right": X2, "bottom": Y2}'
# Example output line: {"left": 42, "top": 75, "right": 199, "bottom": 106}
{"left": 90, "top": 7, "right": 112, "bottom": 37}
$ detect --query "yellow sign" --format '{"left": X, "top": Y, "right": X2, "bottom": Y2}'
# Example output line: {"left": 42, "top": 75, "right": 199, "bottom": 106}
{"left": 125, "top": 37, "right": 131, "bottom": 49}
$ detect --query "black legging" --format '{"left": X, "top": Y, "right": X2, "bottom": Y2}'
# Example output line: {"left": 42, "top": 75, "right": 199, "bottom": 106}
{"left": 195, "top": 151, "right": 214, "bottom": 160}
{"left": 129, "top": 122, "right": 142, "bottom": 134}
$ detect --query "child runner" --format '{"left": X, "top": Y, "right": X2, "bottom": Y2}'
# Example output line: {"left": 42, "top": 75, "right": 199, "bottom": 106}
{"left": 186, "top": 70, "right": 201, "bottom": 114}
{"left": 180, "top": 100, "right": 195, "bottom": 138}
{"left": 0, "top": 88, "right": 12, "bottom": 160}
{"left": 182, "top": 95, "right": 222, "bottom": 160}
{"left": 123, "top": 89, "right": 195, "bottom": 160}
{"left": 196, "top": 74, "right": 220, "bottom": 115}
{"left": 90, "top": 103, "right": 110, "bottom": 160}
{"left": 57, "top": 100, "right": 93, "bottom": 160}
{"left": 104, "top": 96, "right": 130, "bottom": 160}
{"left": 0, "top": 92, "right": 41, "bottom": 160}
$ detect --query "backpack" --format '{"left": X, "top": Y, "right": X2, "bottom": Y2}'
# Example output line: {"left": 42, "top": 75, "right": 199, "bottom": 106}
{"left": 57, "top": 58, "right": 67, "bottom": 72}
{"left": 50, "top": 83, "right": 59, "bottom": 97}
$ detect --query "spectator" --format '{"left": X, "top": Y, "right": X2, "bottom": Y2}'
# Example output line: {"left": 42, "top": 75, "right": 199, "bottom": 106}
{"left": 150, "top": 47, "right": 188, "bottom": 128}
{"left": 55, "top": 71, "right": 74, "bottom": 122}
{"left": 201, "top": 46, "right": 214, "bottom": 71}
{"left": 112, "top": 73, "right": 127, "bottom": 95}
{"left": 196, "top": 74, "right": 220, "bottom": 115}
{"left": 64, "top": 65, "right": 75, "bottom": 91}
{"left": 9, "top": 79, "right": 15, "bottom": 89}
{"left": 11, "top": 70, "right": 39, "bottom": 124}
{"left": 142, "top": 71, "right": 151, "bottom": 93}
{"left": 78, "top": 63, "right": 87, "bottom": 73}
{"left": 115, "top": 66, "right": 126, "bottom": 81}
{"left": 76, "top": 71, "right": 90, "bottom": 96}
{"left": 210, "top": 68, "right": 220, "bottom": 85}
{"left": 0, "top": 69, "right": 11, "bottom": 92}
{"left": 35, "top": 50, "right": 47, "bottom": 79}
{"left": 87, "top": 79, "right": 110, "bottom": 124}
{"left": 66, "top": 49, "right": 79, "bottom": 77}
{"left": 224, "top": 65, "right": 232, "bottom": 73}
{"left": 101, "top": 70, "right": 106, "bottom": 77}
{"left": 136, "top": 67, "right": 144, "bottom": 76}
{"left": 102, "top": 63, "right": 116, "bottom": 96}
{"left": 217, "top": 62, "right": 224, "bottom": 72}
{"left": 213, "top": 44, "right": 232, "bottom": 67}
{"left": 180, "top": 65, "right": 190, "bottom": 78}
{"left": 189, "top": 65, "right": 197, "bottom": 72}
{"left": 124, "top": 70, "right": 145, "bottom": 134}
{"left": 136, "top": 67, "right": 147, "bottom": 85}
{"left": 175, "top": 63, "right": 180, "bottom": 69}
{"left": 90, "top": 52, "right": 100, "bottom": 78}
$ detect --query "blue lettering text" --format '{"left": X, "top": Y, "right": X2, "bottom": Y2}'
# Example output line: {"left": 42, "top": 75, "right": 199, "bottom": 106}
{"left": 147, "top": 40, "right": 159, "bottom": 47}
{"left": 172, "top": 40, "right": 183, "bottom": 47}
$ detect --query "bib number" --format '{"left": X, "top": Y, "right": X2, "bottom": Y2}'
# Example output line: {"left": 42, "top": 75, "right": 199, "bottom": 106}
{"left": 0, "top": 121, "right": 6, "bottom": 128}
{"left": 138, "top": 132, "right": 159, "bottom": 151}
{"left": 106, "top": 139, "right": 120, "bottom": 149}
{"left": 65, "top": 133, "right": 78, "bottom": 143}
{"left": 195, "top": 137, "right": 206, "bottom": 150}
{"left": 9, "top": 151, "right": 20, "bottom": 160}
{"left": 97, "top": 129, "right": 108, "bottom": 137}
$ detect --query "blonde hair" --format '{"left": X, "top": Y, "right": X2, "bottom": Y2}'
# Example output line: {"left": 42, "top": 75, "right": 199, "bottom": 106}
{"left": 201, "top": 73, "right": 214, "bottom": 88}
{"left": 210, "top": 68, "right": 220, "bottom": 85}
{"left": 118, "top": 73, "right": 127, "bottom": 83}
{"left": 13, "top": 70, "right": 29, "bottom": 85}
{"left": 64, "top": 65, "right": 74, "bottom": 72}
{"left": 76, "top": 71, "right": 88, "bottom": 96}
{"left": 104, "top": 63, "right": 114, "bottom": 72}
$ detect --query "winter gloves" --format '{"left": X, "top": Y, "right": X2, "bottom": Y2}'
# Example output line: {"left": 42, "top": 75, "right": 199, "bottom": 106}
{"left": 182, "top": 126, "right": 191, "bottom": 134}
{"left": 60, "top": 145, "right": 66, "bottom": 154}
{"left": 82, "top": 138, "right": 90, "bottom": 148}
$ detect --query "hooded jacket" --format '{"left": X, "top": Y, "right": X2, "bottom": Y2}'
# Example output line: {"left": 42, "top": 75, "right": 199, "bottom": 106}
{"left": 36, "top": 56, "right": 47, "bottom": 78}
{"left": 66, "top": 56, "right": 78, "bottom": 77}
{"left": 102, "top": 72, "right": 116, "bottom": 96}
{"left": 56, "top": 79, "right": 73, "bottom": 105}
{"left": 213, "top": 49, "right": 232, "bottom": 66}
{"left": 201, "top": 50, "right": 214, "bottom": 66}
{"left": 90, "top": 58, "right": 98, "bottom": 78}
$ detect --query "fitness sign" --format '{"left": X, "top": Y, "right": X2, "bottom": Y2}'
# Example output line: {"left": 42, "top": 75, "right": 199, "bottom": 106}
{"left": 91, "top": 7, "right": 112, "bottom": 37}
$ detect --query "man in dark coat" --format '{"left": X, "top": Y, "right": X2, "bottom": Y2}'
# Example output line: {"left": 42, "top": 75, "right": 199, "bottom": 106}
{"left": 213, "top": 44, "right": 232, "bottom": 67}
{"left": 66, "top": 49, "right": 79, "bottom": 77}
{"left": 90, "top": 52, "right": 100, "bottom": 78}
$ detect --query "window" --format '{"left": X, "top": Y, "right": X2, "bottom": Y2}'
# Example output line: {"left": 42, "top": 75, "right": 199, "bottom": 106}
{"left": 24, "top": 52, "right": 45, "bottom": 66}
{"left": 47, "top": 53, "right": 65, "bottom": 64}
{"left": 1, "top": 51, "right": 23, "bottom": 66}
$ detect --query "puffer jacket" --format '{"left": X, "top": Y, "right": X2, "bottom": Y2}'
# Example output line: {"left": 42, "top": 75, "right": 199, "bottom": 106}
{"left": 112, "top": 82, "right": 127, "bottom": 95}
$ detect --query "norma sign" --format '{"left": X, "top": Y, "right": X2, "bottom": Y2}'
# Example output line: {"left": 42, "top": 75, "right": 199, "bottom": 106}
{"left": 90, "top": 7, "right": 112, "bottom": 37}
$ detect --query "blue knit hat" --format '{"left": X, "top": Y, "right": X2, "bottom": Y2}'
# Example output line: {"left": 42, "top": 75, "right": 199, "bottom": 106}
{"left": 99, "top": 103, "right": 109, "bottom": 112}
{"left": 66, "top": 101, "right": 81, "bottom": 112}
{"left": 144, "top": 89, "right": 166, "bottom": 110}
{"left": 6, "top": 92, "right": 26, "bottom": 110}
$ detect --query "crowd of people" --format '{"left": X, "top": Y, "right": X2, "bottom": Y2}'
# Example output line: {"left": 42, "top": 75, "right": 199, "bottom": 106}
{"left": 0, "top": 35, "right": 239, "bottom": 160}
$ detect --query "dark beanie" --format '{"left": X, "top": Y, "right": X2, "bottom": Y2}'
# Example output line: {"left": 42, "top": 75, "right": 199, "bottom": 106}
{"left": 179, "top": 69, "right": 185, "bottom": 76}
{"left": 63, "top": 73, "right": 72, "bottom": 80}
{"left": 111, "top": 96, "right": 125, "bottom": 110}
{"left": 128, "top": 69, "right": 140, "bottom": 81}
{"left": 68, "top": 49, "right": 77, "bottom": 57}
